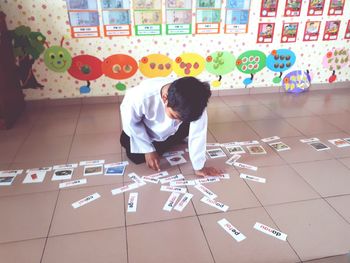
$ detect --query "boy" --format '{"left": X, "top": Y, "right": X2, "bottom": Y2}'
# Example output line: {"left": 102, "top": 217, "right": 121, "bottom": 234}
{"left": 120, "top": 76, "right": 222, "bottom": 177}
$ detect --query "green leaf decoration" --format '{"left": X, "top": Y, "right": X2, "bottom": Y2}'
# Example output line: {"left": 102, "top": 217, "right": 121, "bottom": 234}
{"left": 115, "top": 82, "right": 126, "bottom": 91}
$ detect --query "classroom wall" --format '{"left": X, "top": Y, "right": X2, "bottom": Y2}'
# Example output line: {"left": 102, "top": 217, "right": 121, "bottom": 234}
{"left": 1, "top": 0, "right": 349, "bottom": 100}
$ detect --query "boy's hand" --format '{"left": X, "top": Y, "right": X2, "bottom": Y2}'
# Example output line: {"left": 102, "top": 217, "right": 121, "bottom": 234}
{"left": 145, "top": 152, "right": 161, "bottom": 172}
{"left": 195, "top": 166, "right": 224, "bottom": 177}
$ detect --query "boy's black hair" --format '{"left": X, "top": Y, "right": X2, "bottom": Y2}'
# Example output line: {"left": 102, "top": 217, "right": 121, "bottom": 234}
{"left": 167, "top": 77, "right": 211, "bottom": 122}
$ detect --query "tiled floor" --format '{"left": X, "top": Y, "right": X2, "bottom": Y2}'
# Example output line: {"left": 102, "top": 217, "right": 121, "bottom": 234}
{"left": 1, "top": 88, "right": 350, "bottom": 263}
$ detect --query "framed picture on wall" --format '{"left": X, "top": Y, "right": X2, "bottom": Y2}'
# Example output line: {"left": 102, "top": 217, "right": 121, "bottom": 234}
{"left": 303, "top": 20, "right": 320, "bottom": 41}
{"left": 327, "top": 0, "right": 345, "bottom": 15}
{"left": 257, "top": 22, "right": 275, "bottom": 43}
{"left": 345, "top": 20, "right": 350, "bottom": 40}
{"left": 281, "top": 22, "right": 298, "bottom": 42}
{"left": 323, "top": 20, "right": 340, "bottom": 41}
{"left": 225, "top": 9, "right": 250, "bottom": 33}
{"left": 67, "top": 0, "right": 98, "bottom": 9}
{"left": 307, "top": 0, "right": 325, "bottom": 15}
{"left": 284, "top": 0, "right": 302, "bottom": 16}
{"left": 260, "top": 0, "right": 279, "bottom": 17}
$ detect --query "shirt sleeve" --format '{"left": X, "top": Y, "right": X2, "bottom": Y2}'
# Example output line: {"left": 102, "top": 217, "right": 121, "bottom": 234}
{"left": 188, "top": 109, "right": 208, "bottom": 171}
{"left": 120, "top": 94, "right": 156, "bottom": 154}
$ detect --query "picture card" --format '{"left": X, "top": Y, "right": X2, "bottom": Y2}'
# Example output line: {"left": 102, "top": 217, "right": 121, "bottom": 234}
{"left": 233, "top": 162, "right": 258, "bottom": 171}
{"left": 207, "top": 148, "right": 226, "bottom": 159}
{"left": 218, "top": 218, "right": 246, "bottom": 242}
{"left": 284, "top": 0, "right": 302, "bottom": 16}
{"left": 281, "top": 22, "right": 298, "bottom": 43}
{"left": 327, "top": 0, "right": 345, "bottom": 15}
{"left": 240, "top": 173, "right": 266, "bottom": 183}
{"left": 308, "top": 141, "right": 330, "bottom": 151}
{"left": 160, "top": 174, "right": 185, "bottom": 184}
{"left": 84, "top": 164, "right": 103, "bottom": 176}
{"left": 128, "top": 173, "right": 146, "bottom": 186}
{"left": 72, "top": 193, "right": 101, "bottom": 209}
{"left": 174, "top": 193, "right": 193, "bottom": 212}
{"left": 59, "top": 179, "right": 87, "bottom": 189}
{"left": 328, "top": 139, "right": 350, "bottom": 148}
{"left": 201, "top": 196, "right": 229, "bottom": 212}
{"left": 127, "top": 192, "right": 138, "bottom": 213}
{"left": 104, "top": 162, "right": 127, "bottom": 176}
{"left": 225, "top": 145, "right": 245, "bottom": 155}
{"left": 254, "top": 222, "right": 287, "bottom": 241}
{"left": 300, "top": 137, "right": 319, "bottom": 143}
{"left": 0, "top": 174, "right": 16, "bottom": 186}
{"left": 79, "top": 160, "right": 105, "bottom": 166}
{"left": 303, "top": 21, "right": 321, "bottom": 41}
{"left": 163, "top": 192, "right": 181, "bottom": 212}
{"left": 194, "top": 184, "right": 217, "bottom": 199}
{"left": 257, "top": 23, "right": 275, "bottom": 43}
{"left": 345, "top": 20, "right": 350, "bottom": 40}
{"left": 160, "top": 185, "right": 187, "bottom": 194}
{"left": 269, "top": 141, "right": 291, "bottom": 152}
{"left": 162, "top": 150, "right": 185, "bottom": 157}
{"left": 261, "top": 136, "right": 280, "bottom": 143}
{"left": 247, "top": 145, "right": 267, "bottom": 155}
{"left": 307, "top": 0, "right": 325, "bottom": 16}
{"left": 344, "top": 138, "right": 350, "bottom": 144}
{"left": 260, "top": 0, "right": 279, "bottom": 17}
{"left": 23, "top": 170, "right": 47, "bottom": 184}
{"left": 52, "top": 168, "right": 74, "bottom": 181}
{"left": 166, "top": 154, "right": 187, "bottom": 166}
{"left": 226, "top": 155, "right": 241, "bottom": 165}
{"left": 53, "top": 163, "right": 78, "bottom": 170}
{"left": 323, "top": 20, "right": 340, "bottom": 41}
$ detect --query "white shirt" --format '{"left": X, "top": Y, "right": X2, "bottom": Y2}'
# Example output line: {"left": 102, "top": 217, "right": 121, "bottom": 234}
{"left": 120, "top": 77, "right": 207, "bottom": 171}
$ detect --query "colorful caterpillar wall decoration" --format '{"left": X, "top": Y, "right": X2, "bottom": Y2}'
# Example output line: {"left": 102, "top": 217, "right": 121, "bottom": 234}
{"left": 43, "top": 38, "right": 349, "bottom": 94}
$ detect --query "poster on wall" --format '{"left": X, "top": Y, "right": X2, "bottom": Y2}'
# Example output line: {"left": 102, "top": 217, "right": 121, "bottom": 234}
{"left": 257, "top": 22, "right": 275, "bottom": 43}
{"left": 303, "top": 20, "right": 320, "bottom": 41}
{"left": 323, "top": 20, "right": 340, "bottom": 41}
{"left": 260, "top": 0, "right": 279, "bottom": 17}
{"left": 67, "top": 0, "right": 100, "bottom": 38}
{"left": 101, "top": 0, "right": 132, "bottom": 36}
{"left": 133, "top": 0, "right": 162, "bottom": 35}
{"left": 195, "top": 0, "right": 222, "bottom": 34}
{"left": 284, "top": 0, "right": 302, "bottom": 16}
{"left": 307, "top": 0, "right": 325, "bottom": 16}
{"left": 327, "top": 0, "right": 345, "bottom": 15}
{"left": 165, "top": 0, "right": 192, "bottom": 35}
{"left": 345, "top": 20, "right": 350, "bottom": 39}
{"left": 281, "top": 22, "right": 298, "bottom": 42}
{"left": 225, "top": 0, "right": 251, "bottom": 34}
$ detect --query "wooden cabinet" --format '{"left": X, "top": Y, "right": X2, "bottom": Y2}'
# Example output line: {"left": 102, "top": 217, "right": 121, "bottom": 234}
{"left": 0, "top": 12, "right": 25, "bottom": 129}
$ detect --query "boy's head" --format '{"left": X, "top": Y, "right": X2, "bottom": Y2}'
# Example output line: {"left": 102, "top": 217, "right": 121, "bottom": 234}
{"left": 164, "top": 77, "right": 211, "bottom": 122}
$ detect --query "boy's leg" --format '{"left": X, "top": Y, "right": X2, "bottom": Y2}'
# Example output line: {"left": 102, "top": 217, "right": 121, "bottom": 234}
{"left": 153, "top": 122, "right": 190, "bottom": 155}
{"left": 120, "top": 131, "right": 146, "bottom": 164}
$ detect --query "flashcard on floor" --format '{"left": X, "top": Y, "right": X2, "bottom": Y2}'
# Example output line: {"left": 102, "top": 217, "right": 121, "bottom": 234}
{"left": 196, "top": 177, "right": 221, "bottom": 184}
{"left": 0, "top": 174, "right": 17, "bottom": 186}
{"left": 52, "top": 168, "right": 74, "bottom": 181}
{"left": 79, "top": 160, "right": 105, "bottom": 166}
{"left": 127, "top": 192, "right": 138, "bottom": 212}
{"left": 269, "top": 142, "right": 291, "bottom": 152}
{"left": 225, "top": 145, "right": 245, "bottom": 155}
{"left": 235, "top": 140, "right": 259, "bottom": 146}
{"left": 23, "top": 170, "right": 46, "bottom": 184}
{"left": 53, "top": 163, "right": 78, "bottom": 170}
{"left": 240, "top": 173, "right": 266, "bottom": 183}
{"left": 261, "top": 136, "right": 280, "bottom": 143}
{"left": 146, "top": 171, "right": 169, "bottom": 179}
{"left": 170, "top": 179, "right": 197, "bottom": 186}
{"left": 0, "top": 169, "right": 23, "bottom": 176}
{"left": 328, "top": 139, "right": 350, "bottom": 148}
{"left": 59, "top": 179, "right": 87, "bottom": 189}
{"left": 308, "top": 141, "right": 330, "bottom": 151}
{"left": 111, "top": 183, "right": 143, "bottom": 195}
{"left": 84, "top": 164, "right": 103, "bottom": 176}
{"left": 162, "top": 150, "right": 185, "bottom": 157}
{"left": 217, "top": 218, "right": 246, "bottom": 242}
{"left": 226, "top": 155, "right": 241, "bottom": 165}
{"left": 194, "top": 184, "right": 217, "bottom": 199}
{"left": 160, "top": 185, "right": 187, "bottom": 194}
{"left": 104, "top": 162, "right": 127, "bottom": 176}
{"left": 207, "top": 143, "right": 221, "bottom": 147}
{"left": 253, "top": 222, "right": 287, "bottom": 241}
{"left": 233, "top": 162, "right": 258, "bottom": 171}
{"left": 300, "top": 138, "right": 319, "bottom": 143}
{"left": 160, "top": 174, "right": 185, "bottom": 184}
{"left": 207, "top": 148, "right": 226, "bottom": 159}
{"left": 205, "top": 173, "right": 230, "bottom": 180}
{"left": 201, "top": 197, "right": 229, "bottom": 212}
{"left": 128, "top": 173, "right": 146, "bottom": 186}
{"left": 163, "top": 192, "right": 181, "bottom": 212}
{"left": 174, "top": 193, "right": 193, "bottom": 212}
{"left": 247, "top": 145, "right": 267, "bottom": 155}
{"left": 166, "top": 155, "right": 187, "bottom": 166}
{"left": 141, "top": 176, "right": 159, "bottom": 184}
{"left": 72, "top": 193, "right": 101, "bottom": 209}
{"left": 26, "top": 167, "right": 52, "bottom": 172}
{"left": 344, "top": 138, "right": 350, "bottom": 144}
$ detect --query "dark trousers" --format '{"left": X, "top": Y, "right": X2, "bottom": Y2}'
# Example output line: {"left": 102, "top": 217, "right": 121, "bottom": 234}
{"left": 120, "top": 122, "right": 190, "bottom": 164}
